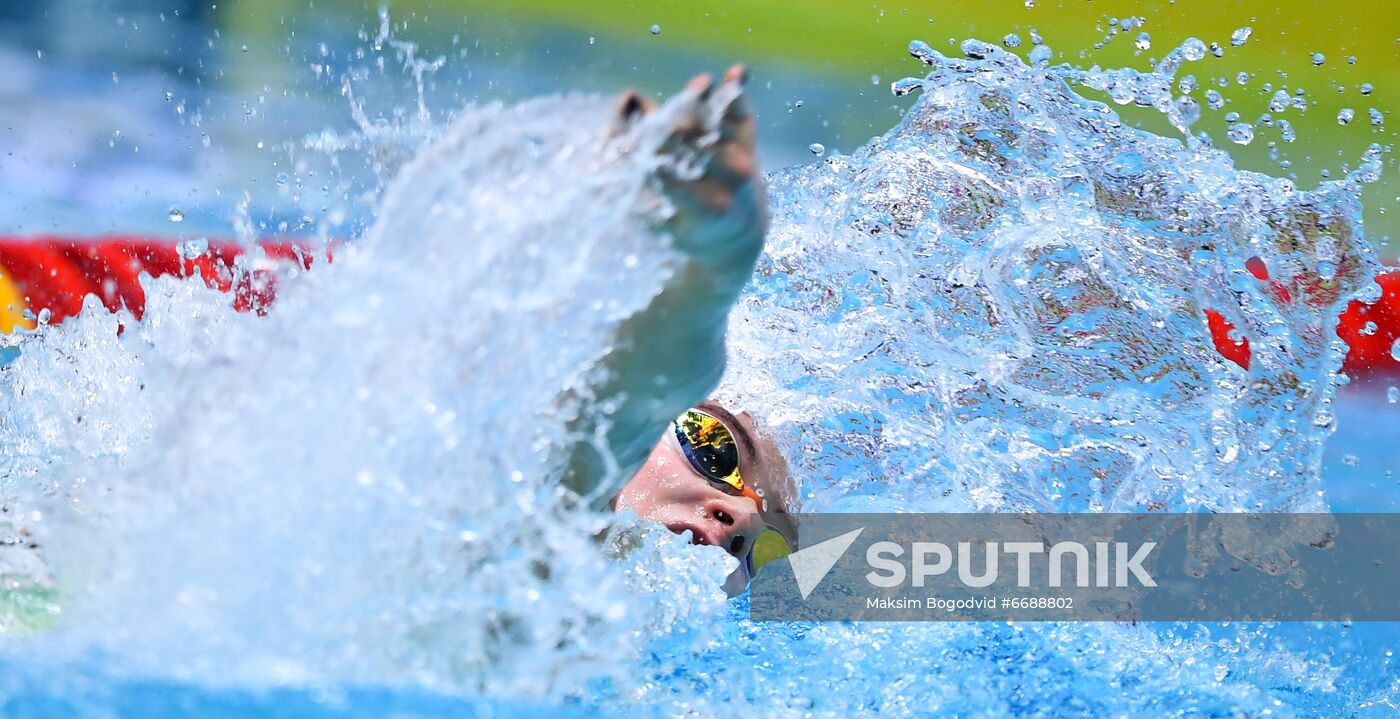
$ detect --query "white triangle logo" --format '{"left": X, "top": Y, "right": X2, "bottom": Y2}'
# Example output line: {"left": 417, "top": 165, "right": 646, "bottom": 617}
{"left": 787, "top": 527, "right": 864, "bottom": 600}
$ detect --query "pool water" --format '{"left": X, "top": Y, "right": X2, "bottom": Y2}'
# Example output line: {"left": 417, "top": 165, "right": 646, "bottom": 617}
{"left": 1, "top": 7, "right": 1397, "bottom": 719}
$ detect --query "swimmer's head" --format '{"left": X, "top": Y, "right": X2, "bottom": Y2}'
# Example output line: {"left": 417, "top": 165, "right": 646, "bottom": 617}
{"left": 616, "top": 401, "right": 796, "bottom": 590}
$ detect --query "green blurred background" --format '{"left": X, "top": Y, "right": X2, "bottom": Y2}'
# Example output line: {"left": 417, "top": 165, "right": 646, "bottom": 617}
{"left": 1, "top": 1, "right": 1395, "bottom": 257}
{"left": 220, "top": 0, "right": 1399, "bottom": 258}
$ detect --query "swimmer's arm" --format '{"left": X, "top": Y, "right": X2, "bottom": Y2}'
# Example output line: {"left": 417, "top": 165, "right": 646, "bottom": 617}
{"left": 562, "top": 67, "right": 768, "bottom": 506}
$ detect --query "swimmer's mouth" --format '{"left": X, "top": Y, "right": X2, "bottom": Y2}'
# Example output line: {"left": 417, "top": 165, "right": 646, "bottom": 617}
{"left": 667, "top": 521, "right": 748, "bottom": 558}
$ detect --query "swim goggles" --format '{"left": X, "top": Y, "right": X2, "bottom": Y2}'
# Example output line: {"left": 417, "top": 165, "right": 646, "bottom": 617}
{"left": 672, "top": 407, "right": 792, "bottom": 575}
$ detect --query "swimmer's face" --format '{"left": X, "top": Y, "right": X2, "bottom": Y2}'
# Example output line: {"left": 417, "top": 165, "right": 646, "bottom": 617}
{"left": 616, "top": 405, "right": 769, "bottom": 564}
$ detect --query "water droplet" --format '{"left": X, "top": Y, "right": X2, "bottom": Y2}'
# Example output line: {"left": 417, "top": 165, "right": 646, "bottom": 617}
{"left": 1230, "top": 26, "right": 1252, "bottom": 47}
{"left": 1278, "top": 119, "right": 1296, "bottom": 143}
{"left": 1205, "top": 89, "right": 1224, "bottom": 110}
{"left": 241, "top": 44, "right": 249, "bottom": 53}
{"left": 1369, "top": 108, "right": 1384, "bottom": 126}
{"left": 1024, "top": 0, "right": 1034, "bottom": 7}
{"left": 1225, "top": 111, "right": 1240, "bottom": 122}
{"left": 1181, "top": 38, "right": 1206, "bottom": 62}
{"left": 1268, "top": 90, "right": 1289, "bottom": 113}
{"left": 1392, "top": 338, "right": 1400, "bottom": 362}
{"left": 891, "top": 78, "right": 925, "bottom": 96}
{"left": 1311, "top": 52, "right": 1325, "bottom": 66}
{"left": 1029, "top": 45, "right": 1053, "bottom": 67}
{"left": 809, "top": 142, "right": 826, "bottom": 157}
{"left": 1002, "top": 33, "right": 1022, "bottom": 48}
{"left": 163, "top": 91, "right": 174, "bottom": 101}
{"left": 1361, "top": 321, "right": 1379, "bottom": 336}
{"left": 1235, "top": 71, "right": 1249, "bottom": 86}
{"left": 649, "top": 24, "right": 660, "bottom": 35}
{"left": 870, "top": 74, "right": 881, "bottom": 85}
{"left": 1360, "top": 82, "right": 1374, "bottom": 96}
{"left": 1337, "top": 107, "right": 1355, "bottom": 125}
{"left": 36, "top": 308, "right": 51, "bottom": 325}
{"left": 1227, "top": 122, "right": 1255, "bottom": 145}
{"left": 168, "top": 208, "right": 185, "bottom": 223}
{"left": 178, "top": 238, "right": 208, "bottom": 258}
{"left": 1134, "top": 32, "right": 1151, "bottom": 51}
{"left": 1210, "top": 42, "right": 1224, "bottom": 58}
{"left": 1347, "top": 55, "right": 1357, "bottom": 65}
{"left": 1179, "top": 75, "right": 1197, "bottom": 94}
{"left": 1389, "top": 386, "right": 1399, "bottom": 404}
{"left": 588, "top": 36, "right": 595, "bottom": 45}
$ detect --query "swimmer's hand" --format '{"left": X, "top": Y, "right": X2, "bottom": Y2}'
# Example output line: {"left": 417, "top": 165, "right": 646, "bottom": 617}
{"left": 563, "top": 66, "right": 768, "bottom": 506}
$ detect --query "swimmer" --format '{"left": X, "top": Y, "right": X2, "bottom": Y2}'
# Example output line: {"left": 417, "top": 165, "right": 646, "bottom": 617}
{"left": 557, "top": 66, "right": 798, "bottom": 590}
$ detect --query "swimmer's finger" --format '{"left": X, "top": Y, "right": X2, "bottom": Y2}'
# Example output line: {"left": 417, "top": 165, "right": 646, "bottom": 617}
{"left": 712, "top": 65, "right": 757, "bottom": 182}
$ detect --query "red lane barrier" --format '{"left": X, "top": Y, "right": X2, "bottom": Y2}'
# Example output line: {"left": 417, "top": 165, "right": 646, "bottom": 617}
{"left": 1336, "top": 271, "right": 1400, "bottom": 383}
{"left": 1203, "top": 254, "right": 1400, "bottom": 384}
{"left": 0, "top": 236, "right": 329, "bottom": 332}
{"left": 0, "top": 235, "right": 1395, "bottom": 385}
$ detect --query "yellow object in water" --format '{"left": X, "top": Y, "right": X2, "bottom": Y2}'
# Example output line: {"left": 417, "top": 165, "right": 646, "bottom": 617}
{"left": 751, "top": 526, "right": 792, "bottom": 574}
{"left": 0, "top": 266, "right": 34, "bottom": 334}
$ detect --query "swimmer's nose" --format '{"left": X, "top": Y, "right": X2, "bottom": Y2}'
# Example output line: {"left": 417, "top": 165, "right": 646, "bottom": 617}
{"left": 707, "top": 499, "right": 760, "bottom": 558}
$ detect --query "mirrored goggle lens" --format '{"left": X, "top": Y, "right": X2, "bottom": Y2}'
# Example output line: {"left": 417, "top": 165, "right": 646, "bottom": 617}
{"left": 673, "top": 409, "right": 742, "bottom": 491}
